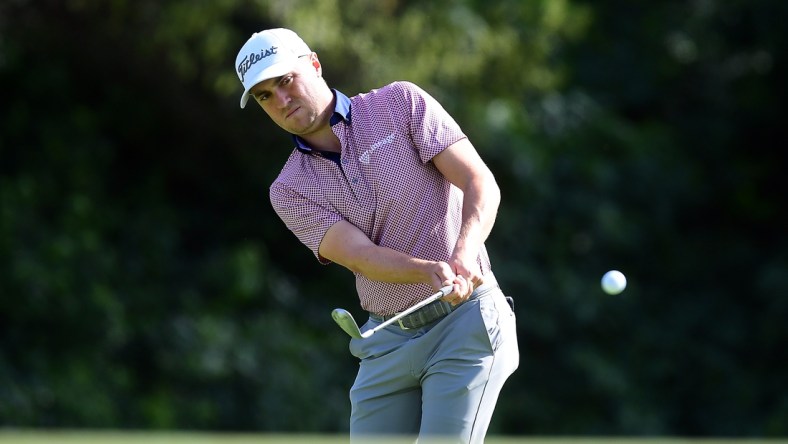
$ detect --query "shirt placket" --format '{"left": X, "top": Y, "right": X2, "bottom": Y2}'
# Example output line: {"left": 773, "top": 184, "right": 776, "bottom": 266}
{"left": 337, "top": 127, "right": 372, "bottom": 207}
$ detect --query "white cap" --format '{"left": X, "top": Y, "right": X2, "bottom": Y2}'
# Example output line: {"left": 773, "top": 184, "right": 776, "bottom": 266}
{"left": 235, "top": 28, "right": 312, "bottom": 108}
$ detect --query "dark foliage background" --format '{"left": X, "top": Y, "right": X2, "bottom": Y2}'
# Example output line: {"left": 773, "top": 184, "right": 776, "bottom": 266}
{"left": 1, "top": 0, "right": 786, "bottom": 436}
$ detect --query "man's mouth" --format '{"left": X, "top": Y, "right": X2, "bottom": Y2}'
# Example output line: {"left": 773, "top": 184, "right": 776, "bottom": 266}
{"left": 286, "top": 107, "right": 300, "bottom": 118}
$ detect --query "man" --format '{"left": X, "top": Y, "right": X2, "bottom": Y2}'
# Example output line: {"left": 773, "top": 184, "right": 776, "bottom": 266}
{"left": 235, "top": 28, "right": 519, "bottom": 443}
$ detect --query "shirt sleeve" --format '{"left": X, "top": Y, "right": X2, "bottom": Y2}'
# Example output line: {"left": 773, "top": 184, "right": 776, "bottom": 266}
{"left": 269, "top": 179, "right": 343, "bottom": 264}
{"left": 389, "top": 81, "right": 468, "bottom": 164}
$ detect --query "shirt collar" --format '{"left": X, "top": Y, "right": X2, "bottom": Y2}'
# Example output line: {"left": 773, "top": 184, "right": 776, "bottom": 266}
{"left": 293, "top": 89, "right": 351, "bottom": 153}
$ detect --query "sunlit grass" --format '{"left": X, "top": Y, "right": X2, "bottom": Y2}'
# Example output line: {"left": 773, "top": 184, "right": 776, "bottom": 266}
{"left": 0, "top": 431, "right": 786, "bottom": 444}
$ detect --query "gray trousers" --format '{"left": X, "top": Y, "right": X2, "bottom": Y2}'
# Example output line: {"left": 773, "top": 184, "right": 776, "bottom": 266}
{"left": 348, "top": 284, "right": 519, "bottom": 443}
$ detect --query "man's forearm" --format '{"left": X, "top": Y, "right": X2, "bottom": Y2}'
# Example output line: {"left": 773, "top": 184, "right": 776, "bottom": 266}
{"left": 350, "top": 243, "right": 450, "bottom": 287}
{"left": 452, "top": 171, "right": 501, "bottom": 264}
{"left": 320, "top": 220, "right": 454, "bottom": 288}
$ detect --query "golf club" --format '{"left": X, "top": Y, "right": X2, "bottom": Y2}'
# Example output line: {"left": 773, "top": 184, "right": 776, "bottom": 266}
{"left": 331, "top": 285, "right": 454, "bottom": 339}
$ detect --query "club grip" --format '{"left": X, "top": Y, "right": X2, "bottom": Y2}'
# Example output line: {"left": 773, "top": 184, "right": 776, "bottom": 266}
{"left": 439, "top": 284, "right": 453, "bottom": 297}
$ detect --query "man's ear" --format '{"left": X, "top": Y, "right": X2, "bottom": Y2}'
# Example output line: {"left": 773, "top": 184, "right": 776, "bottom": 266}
{"left": 309, "top": 53, "right": 322, "bottom": 76}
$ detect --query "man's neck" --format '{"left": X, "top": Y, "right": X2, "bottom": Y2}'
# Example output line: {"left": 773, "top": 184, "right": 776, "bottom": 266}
{"left": 298, "top": 92, "right": 342, "bottom": 153}
{"left": 300, "top": 126, "right": 341, "bottom": 153}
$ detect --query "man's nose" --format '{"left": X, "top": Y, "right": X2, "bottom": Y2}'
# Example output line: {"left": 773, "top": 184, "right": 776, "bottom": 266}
{"left": 274, "top": 88, "right": 291, "bottom": 108}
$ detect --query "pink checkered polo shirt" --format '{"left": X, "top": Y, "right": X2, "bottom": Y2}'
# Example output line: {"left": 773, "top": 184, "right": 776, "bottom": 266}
{"left": 269, "top": 81, "right": 492, "bottom": 315}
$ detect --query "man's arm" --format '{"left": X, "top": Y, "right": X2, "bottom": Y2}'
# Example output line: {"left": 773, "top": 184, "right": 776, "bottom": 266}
{"left": 318, "top": 220, "right": 460, "bottom": 293}
{"left": 317, "top": 137, "right": 498, "bottom": 305}
{"left": 431, "top": 138, "right": 501, "bottom": 290}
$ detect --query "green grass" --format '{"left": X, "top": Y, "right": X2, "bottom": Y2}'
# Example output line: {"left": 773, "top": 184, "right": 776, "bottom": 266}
{"left": 0, "top": 432, "right": 786, "bottom": 444}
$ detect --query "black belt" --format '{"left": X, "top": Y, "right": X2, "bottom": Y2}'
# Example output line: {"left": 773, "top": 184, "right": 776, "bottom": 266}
{"left": 369, "top": 282, "right": 498, "bottom": 330}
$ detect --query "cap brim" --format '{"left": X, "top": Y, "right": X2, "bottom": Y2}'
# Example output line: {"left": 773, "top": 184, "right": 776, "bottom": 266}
{"left": 239, "top": 60, "right": 299, "bottom": 108}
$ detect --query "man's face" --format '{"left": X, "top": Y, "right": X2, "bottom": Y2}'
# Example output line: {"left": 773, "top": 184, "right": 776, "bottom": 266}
{"left": 249, "top": 54, "right": 332, "bottom": 137}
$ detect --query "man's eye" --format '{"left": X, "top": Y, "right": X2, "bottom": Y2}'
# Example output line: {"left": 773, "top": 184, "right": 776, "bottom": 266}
{"left": 281, "top": 75, "right": 293, "bottom": 86}
{"left": 256, "top": 93, "right": 270, "bottom": 102}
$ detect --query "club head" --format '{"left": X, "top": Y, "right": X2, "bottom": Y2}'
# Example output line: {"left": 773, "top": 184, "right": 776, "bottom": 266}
{"left": 331, "top": 308, "right": 364, "bottom": 339}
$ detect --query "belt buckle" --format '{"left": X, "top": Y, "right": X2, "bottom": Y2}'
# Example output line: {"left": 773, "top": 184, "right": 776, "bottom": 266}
{"left": 397, "top": 317, "right": 411, "bottom": 330}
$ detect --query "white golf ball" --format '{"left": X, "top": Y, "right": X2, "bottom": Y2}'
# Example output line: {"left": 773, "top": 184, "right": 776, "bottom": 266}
{"left": 601, "top": 270, "right": 627, "bottom": 295}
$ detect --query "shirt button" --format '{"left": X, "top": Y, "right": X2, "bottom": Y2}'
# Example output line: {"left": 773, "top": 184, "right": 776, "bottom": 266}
{"left": 352, "top": 178, "right": 359, "bottom": 184}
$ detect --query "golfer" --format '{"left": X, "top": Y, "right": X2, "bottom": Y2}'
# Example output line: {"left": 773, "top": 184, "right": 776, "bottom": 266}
{"left": 235, "top": 28, "right": 519, "bottom": 443}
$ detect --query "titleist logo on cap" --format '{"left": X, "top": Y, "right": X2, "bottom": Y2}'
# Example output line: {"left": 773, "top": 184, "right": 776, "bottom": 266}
{"left": 237, "top": 45, "right": 278, "bottom": 82}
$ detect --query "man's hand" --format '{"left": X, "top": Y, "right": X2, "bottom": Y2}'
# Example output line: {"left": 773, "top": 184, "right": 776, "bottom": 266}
{"left": 443, "top": 254, "right": 483, "bottom": 305}
{"left": 442, "top": 274, "right": 473, "bottom": 306}
{"left": 427, "top": 261, "right": 471, "bottom": 306}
